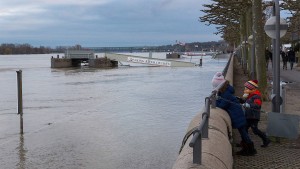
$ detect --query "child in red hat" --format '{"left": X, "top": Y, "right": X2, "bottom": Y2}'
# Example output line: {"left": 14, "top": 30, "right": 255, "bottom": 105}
{"left": 241, "top": 80, "right": 271, "bottom": 148}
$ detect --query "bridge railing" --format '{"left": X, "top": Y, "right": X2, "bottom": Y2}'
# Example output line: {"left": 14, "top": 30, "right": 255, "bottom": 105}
{"left": 188, "top": 54, "right": 232, "bottom": 164}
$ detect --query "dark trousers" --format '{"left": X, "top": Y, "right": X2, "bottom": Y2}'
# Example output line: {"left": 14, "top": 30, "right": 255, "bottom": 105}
{"left": 283, "top": 61, "right": 287, "bottom": 70}
{"left": 238, "top": 126, "right": 252, "bottom": 144}
{"left": 290, "top": 62, "right": 294, "bottom": 70}
{"left": 246, "top": 119, "right": 268, "bottom": 143}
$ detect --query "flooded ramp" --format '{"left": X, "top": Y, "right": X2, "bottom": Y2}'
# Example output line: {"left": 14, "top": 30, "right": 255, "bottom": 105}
{"left": 105, "top": 53, "right": 196, "bottom": 67}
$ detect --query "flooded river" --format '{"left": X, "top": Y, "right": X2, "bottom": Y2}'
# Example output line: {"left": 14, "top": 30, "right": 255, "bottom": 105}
{"left": 0, "top": 53, "right": 227, "bottom": 169}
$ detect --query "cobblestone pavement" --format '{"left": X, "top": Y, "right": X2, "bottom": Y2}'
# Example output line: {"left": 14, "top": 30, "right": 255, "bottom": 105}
{"left": 232, "top": 59, "right": 300, "bottom": 169}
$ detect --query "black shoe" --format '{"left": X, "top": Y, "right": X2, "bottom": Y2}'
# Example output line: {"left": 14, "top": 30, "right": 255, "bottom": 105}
{"left": 261, "top": 139, "right": 271, "bottom": 148}
{"left": 247, "top": 143, "right": 257, "bottom": 156}
{"left": 236, "top": 143, "right": 256, "bottom": 156}
{"left": 236, "top": 148, "right": 256, "bottom": 156}
{"left": 236, "top": 149, "right": 248, "bottom": 156}
{"left": 235, "top": 141, "right": 244, "bottom": 147}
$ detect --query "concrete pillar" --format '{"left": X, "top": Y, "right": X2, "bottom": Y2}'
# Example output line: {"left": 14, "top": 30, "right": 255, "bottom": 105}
{"left": 89, "top": 58, "right": 118, "bottom": 68}
{"left": 51, "top": 58, "right": 72, "bottom": 68}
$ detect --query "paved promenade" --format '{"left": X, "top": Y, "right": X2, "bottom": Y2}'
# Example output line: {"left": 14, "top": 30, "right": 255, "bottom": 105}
{"left": 232, "top": 59, "right": 300, "bottom": 169}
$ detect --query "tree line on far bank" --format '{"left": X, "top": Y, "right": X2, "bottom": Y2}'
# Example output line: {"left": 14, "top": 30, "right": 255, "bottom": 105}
{"left": 0, "top": 41, "right": 229, "bottom": 55}
{"left": 0, "top": 43, "right": 60, "bottom": 55}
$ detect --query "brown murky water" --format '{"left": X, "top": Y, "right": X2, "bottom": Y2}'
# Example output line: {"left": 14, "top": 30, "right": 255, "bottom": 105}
{"left": 0, "top": 53, "right": 226, "bottom": 169}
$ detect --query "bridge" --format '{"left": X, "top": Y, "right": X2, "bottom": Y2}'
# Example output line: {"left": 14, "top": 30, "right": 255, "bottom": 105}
{"left": 104, "top": 53, "right": 197, "bottom": 67}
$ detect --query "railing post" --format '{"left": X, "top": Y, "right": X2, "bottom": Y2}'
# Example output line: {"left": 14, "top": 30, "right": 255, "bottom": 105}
{"left": 210, "top": 92, "right": 216, "bottom": 108}
{"left": 189, "top": 86, "right": 222, "bottom": 165}
{"left": 193, "top": 132, "right": 202, "bottom": 164}
{"left": 202, "top": 113, "right": 208, "bottom": 139}
{"left": 17, "top": 70, "right": 23, "bottom": 134}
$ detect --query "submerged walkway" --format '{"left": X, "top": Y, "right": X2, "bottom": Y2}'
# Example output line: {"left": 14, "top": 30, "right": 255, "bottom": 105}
{"left": 232, "top": 59, "right": 300, "bottom": 169}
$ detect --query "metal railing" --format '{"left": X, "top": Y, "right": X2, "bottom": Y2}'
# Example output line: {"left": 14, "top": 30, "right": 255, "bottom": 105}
{"left": 188, "top": 54, "right": 232, "bottom": 164}
{"left": 188, "top": 83, "right": 222, "bottom": 164}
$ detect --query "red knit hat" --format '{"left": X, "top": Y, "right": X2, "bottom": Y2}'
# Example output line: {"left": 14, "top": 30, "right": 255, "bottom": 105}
{"left": 244, "top": 80, "right": 258, "bottom": 90}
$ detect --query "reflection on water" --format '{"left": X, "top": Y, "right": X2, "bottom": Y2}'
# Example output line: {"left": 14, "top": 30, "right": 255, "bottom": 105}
{"left": 17, "top": 134, "right": 26, "bottom": 169}
{"left": 0, "top": 53, "right": 227, "bottom": 169}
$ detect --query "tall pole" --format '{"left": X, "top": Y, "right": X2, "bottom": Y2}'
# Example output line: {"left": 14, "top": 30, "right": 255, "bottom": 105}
{"left": 17, "top": 70, "right": 24, "bottom": 134}
{"left": 273, "top": 0, "right": 281, "bottom": 113}
{"left": 250, "top": 4, "right": 256, "bottom": 80}
{"left": 244, "top": 36, "right": 248, "bottom": 73}
{"left": 251, "top": 28, "right": 256, "bottom": 79}
{"left": 271, "top": 2, "right": 277, "bottom": 112}
{"left": 251, "top": 38, "right": 255, "bottom": 79}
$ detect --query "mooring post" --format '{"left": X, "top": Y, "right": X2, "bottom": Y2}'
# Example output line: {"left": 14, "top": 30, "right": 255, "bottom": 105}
{"left": 16, "top": 70, "right": 23, "bottom": 134}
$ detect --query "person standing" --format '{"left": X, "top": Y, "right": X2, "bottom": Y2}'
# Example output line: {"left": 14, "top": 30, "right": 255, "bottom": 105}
{"left": 269, "top": 50, "right": 273, "bottom": 67}
{"left": 287, "top": 47, "right": 296, "bottom": 70}
{"left": 280, "top": 50, "right": 288, "bottom": 70}
{"left": 212, "top": 72, "right": 256, "bottom": 156}
{"left": 242, "top": 80, "right": 271, "bottom": 148}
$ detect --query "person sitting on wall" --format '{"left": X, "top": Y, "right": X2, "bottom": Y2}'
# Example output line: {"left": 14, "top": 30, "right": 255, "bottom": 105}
{"left": 212, "top": 72, "right": 257, "bottom": 156}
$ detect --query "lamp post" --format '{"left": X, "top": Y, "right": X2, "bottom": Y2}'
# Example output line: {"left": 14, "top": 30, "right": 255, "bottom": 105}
{"left": 264, "top": 0, "right": 288, "bottom": 113}
{"left": 241, "top": 39, "right": 248, "bottom": 73}
{"left": 248, "top": 34, "right": 255, "bottom": 79}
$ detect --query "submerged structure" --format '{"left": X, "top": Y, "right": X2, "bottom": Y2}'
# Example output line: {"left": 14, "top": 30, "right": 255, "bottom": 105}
{"left": 51, "top": 50, "right": 118, "bottom": 68}
{"left": 51, "top": 50, "right": 197, "bottom": 68}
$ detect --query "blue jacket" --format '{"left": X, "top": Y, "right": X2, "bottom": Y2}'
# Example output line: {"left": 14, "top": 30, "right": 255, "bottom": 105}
{"left": 216, "top": 85, "right": 246, "bottom": 129}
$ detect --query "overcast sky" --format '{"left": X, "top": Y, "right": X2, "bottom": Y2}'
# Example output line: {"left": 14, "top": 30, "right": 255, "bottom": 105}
{"left": 0, "top": 0, "right": 221, "bottom": 47}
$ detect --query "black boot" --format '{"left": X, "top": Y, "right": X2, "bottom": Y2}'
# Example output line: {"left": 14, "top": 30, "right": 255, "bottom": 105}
{"left": 236, "top": 142, "right": 257, "bottom": 156}
{"left": 256, "top": 130, "right": 270, "bottom": 147}
{"left": 261, "top": 138, "right": 271, "bottom": 148}
{"left": 235, "top": 140, "right": 245, "bottom": 147}
{"left": 236, "top": 142, "right": 248, "bottom": 156}
{"left": 247, "top": 143, "right": 257, "bottom": 155}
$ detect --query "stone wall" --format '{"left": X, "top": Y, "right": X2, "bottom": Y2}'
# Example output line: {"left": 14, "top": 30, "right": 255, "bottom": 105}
{"left": 172, "top": 54, "right": 234, "bottom": 169}
{"left": 51, "top": 58, "right": 72, "bottom": 68}
{"left": 89, "top": 57, "right": 118, "bottom": 68}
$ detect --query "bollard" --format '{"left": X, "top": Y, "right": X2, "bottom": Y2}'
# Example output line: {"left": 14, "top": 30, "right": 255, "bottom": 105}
{"left": 16, "top": 70, "right": 23, "bottom": 134}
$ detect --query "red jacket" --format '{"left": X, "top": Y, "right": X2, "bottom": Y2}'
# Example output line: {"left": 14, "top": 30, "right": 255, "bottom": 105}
{"left": 244, "top": 90, "right": 262, "bottom": 120}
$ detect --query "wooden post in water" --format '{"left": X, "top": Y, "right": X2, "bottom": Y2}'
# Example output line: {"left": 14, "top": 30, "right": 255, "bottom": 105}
{"left": 17, "top": 70, "right": 23, "bottom": 134}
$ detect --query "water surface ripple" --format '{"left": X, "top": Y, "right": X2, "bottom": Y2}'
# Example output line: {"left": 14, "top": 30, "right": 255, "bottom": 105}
{"left": 0, "top": 53, "right": 227, "bottom": 169}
